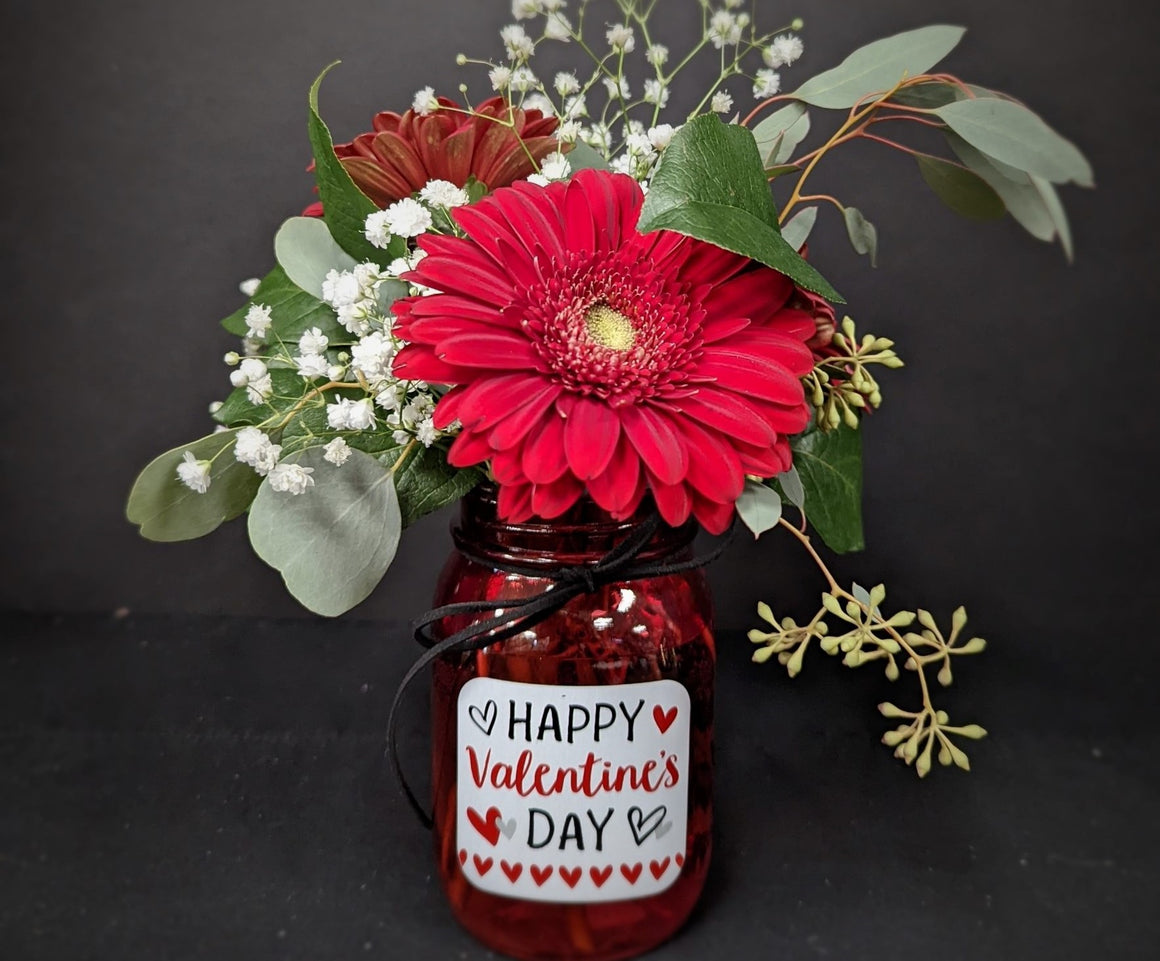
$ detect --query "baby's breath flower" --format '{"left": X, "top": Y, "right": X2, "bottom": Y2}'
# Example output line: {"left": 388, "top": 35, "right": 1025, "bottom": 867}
{"left": 176, "top": 452, "right": 212, "bottom": 494}
{"left": 327, "top": 363, "right": 346, "bottom": 382}
{"left": 765, "top": 33, "right": 804, "bottom": 68}
{"left": 416, "top": 418, "right": 439, "bottom": 448}
{"left": 238, "top": 277, "right": 261, "bottom": 297}
{"left": 223, "top": 351, "right": 240, "bottom": 366}
{"left": 364, "top": 210, "right": 392, "bottom": 249}
{"left": 528, "top": 151, "right": 572, "bottom": 186}
{"left": 722, "top": 0, "right": 744, "bottom": 7}
{"left": 562, "top": 93, "right": 588, "bottom": 119}
{"left": 643, "top": 78, "right": 670, "bottom": 107}
{"left": 323, "top": 437, "right": 352, "bottom": 466}
{"left": 268, "top": 462, "right": 315, "bottom": 495}
{"left": 583, "top": 123, "right": 612, "bottom": 151}
{"left": 243, "top": 303, "right": 272, "bottom": 339}
{"left": 351, "top": 331, "right": 397, "bottom": 383}
{"left": 544, "top": 11, "right": 572, "bottom": 41}
{"left": 511, "top": 0, "right": 541, "bottom": 18}
{"left": 501, "top": 24, "right": 535, "bottom": 62}
{"left": 489, "top": 65, "right": 513, "bottom": 91}
{"left": 602, "top": 75, "right": 631, "bottom": 100}
{"left": 245, "top": 376, "right": 273, "bottom": 405}
{"left": 511, "top": 66, "right": 540, "bottom": 93}
{"left": 392, "top": 429, "right": 410, "bottom": 446}
{"left": 711, "top": 89, "right": 734, "bottom": 114}
{"left": 327, "top": 397, "right": 377, "bottom": 432}
{"left": 295, "top": 353, "right": 330, "bottom": 380}
{"left": 556, "top": 119, "right": 581, "bottom": 143}
{"left": 234, "top": 427, "right": 281, "bottom": 476}
{"left": 412, "top": 86, "right": 439, "bottom": 116}
{"left": 606, "top": 23, "right": 635, "bottom": 54}
{"left": 322, "top": 269, "right": 362, "bottom": 308}
{"left": 554, "top": 71, "right": 580, "bottom": 97}
{"left": 523, "top": 92, "right": 554, "bottom": 115}
{"left": 298, "top": 327, "right": 329, "bottom": 356}
{"left": 753, "top": 69, "right": 782, "bottom": 99}
{"left": 419, "top": 179, "right": 471, "bottom": 208}
{"left": 230, "top": 357, "right": 268, "bottom": 390}
{"left": 383, "top": 197, "right": 433, "bottom": 238}
{"left": 645, "top": 43, "right": 669, "bottom": 67}
{"left": 541, "top": 0, "right": 566, "bottom": 10}
{"left": 648, "top": 123, "right": 676, "bottom": 151}
{"left": 707, "top": 11, "right": 742, "bottom": 49}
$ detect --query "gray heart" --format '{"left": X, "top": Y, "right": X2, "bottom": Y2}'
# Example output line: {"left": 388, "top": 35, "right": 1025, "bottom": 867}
{"left": 499, "top": 818, "right": 517, "bottom": 840}
{"left": 627, "top": 805, "right": 668, "bottom": 846}
{"left": 656, "top": 821, "right": 673, "bottom": 840}
{"left": 468, "top": 700, "right": 497, "bottom": 737}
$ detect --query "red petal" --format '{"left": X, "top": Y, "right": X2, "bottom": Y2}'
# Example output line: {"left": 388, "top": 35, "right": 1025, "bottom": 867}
{"left": 697, "top": 350, "right": 806, "bottom": 405}
{"left": 438, "top": 331, "right": 543, "bottom": 370}
{"left": 619, "top": 405, "right": 688, "bottom": 485}
{"left": 564, "top": 397, "right": 621, "bottom": 480}
{"left": 489, "top": 400, "right": 553, "bottom": 452}
{"left": 673, "top": 391, "right": 775, "bottom": 447}
{"left": 391, "top": 344, "right": 476, "bottom": 384}
{"left": 413, "top": 250, "right": 516, "bottom": 305}
{"left": 531, "top": 474, "right": 585, "bottom": 520}
{"left": 497, "top": 482, "right": 535, "bottom": 523}
{"left": 458, "top": 376, "right": 560, "bottom": 432}
{"left": 646, "top": 472, "right": 693, "bottom": 527}
{"left": 586, "top": 434, "right": 641, "bottom": 515}
{"left": 520, "top": 412, "right": 570, "bottom": 484}
{"left": 691, "top": 494, "right": 736, "bottom": 535}
{"left": 447, "top": 429, "right": 495, "bottom": 468}
{"left": 674, "top": 418, "right": 744, "bottom": 503}
{"left": 702, "top": 267, "right": 793, "bottom": 323}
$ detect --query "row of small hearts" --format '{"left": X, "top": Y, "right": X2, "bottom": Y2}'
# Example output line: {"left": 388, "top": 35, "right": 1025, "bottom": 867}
{"left": 459, "top": 852, "right": 685, "bottom": 886}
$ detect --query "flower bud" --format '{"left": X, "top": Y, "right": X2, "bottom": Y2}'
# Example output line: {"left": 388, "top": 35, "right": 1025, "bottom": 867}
{"left": 223, "top": 351, "right": 240, "bottom": 366}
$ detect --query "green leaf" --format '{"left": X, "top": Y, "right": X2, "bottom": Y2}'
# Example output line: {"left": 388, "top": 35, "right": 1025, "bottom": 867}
{"left": 914, "top": 154, "right": 1005, "bottom": 221}
{"left": 1031, "top": 175, "right": 1075, "bottom": 262}
{"left": 221, "top": 265, "right": 350, "bottom": 344}
{"left": 946, "top": 134, "right": 1057, "bottom": 244}
{"left": 274, "top": 216, "right": 357, "bottom": 299}
{"left": 212, "top": 370, "right": 304, "bottom": 428}
{"left": 565, "top": 140, "right": 611, "bottom": 172}
{"left": 790, "top": 25, "right": 967, "bottom": 109}
{"left": 638, "top": 115, "right": 843, "bottom": 302}
{"left": 934, "top": 98, "right": 1094, "bottom": 187}
{"left": 736, "top": 480, "right": 782, "bottom": 538}
{"left": 380, "top": 443, "right": 484, "bottom": 526}
{"left": 843, "top": 207, "right": 879, "bottom": 267}
{"left": 792, "top": 424, "right": 864, "bottom": 554}
{"left": 247, "top": 447, "right": 401, "bottom": 616}
{"left": 777, "top": 464, "right": 806, "bottom": 510}
{"left": 751, "top": 103, "right": 810, "bottom": 167}
{"left": 308, "top": 62, "right": 404, "bottom": 263}
{"left": 781, "top": 206, "right": 818, "bottom": 251}
{"left": 127, "top": 430, "right": 262, "bottom": 543}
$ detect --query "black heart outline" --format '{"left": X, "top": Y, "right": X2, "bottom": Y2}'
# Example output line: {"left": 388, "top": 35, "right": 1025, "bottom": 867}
{"left": 627, "top": 805, "right": 668, "bottom": 846}
{"left": 468, "top": 699, "right": 498, "bottom": 736}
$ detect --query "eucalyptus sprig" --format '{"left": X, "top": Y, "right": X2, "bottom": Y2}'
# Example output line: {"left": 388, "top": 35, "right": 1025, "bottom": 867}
{"left": 749, "top": 518, "right": 988, "bottom": 777}
{"left": 806, "top": 316, "right": 904, "bottom": 431}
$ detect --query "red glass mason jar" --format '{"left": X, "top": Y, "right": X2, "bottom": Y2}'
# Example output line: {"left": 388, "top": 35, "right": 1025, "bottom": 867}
{"left": 429, "top": 484, "right": 715, "bottom": 961}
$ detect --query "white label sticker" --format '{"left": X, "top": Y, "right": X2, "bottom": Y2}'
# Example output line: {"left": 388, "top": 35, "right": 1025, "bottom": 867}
{"left": 456, "top": 677, "right": 691, "bottom": 903}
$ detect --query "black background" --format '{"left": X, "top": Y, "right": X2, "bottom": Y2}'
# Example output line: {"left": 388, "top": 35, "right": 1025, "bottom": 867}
{"left": 2, "top": 1, "right": 1159, "bottom": 958}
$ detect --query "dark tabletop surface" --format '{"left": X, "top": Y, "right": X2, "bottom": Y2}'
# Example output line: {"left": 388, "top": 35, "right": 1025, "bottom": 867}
{"left": 1, "top": 612, "right": 1156, "bottom": 961}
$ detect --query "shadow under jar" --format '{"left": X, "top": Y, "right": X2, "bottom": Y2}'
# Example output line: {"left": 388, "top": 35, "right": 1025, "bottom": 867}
{"left": 429, "top": 485, "right": 716, "bottom": 961}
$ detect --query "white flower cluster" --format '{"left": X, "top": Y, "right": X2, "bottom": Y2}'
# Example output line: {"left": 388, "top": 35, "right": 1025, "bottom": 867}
{"left": 321, "top": 260, "right": 389, "bottom": 338}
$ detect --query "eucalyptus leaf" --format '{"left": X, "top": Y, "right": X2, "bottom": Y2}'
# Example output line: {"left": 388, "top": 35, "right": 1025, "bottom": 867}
{"left": 781, "top": 206, "right": 818, "bottom": 251}
{"left": 565, "top": 140, "right": 612, "bottom": 172}
{"left": 777, "top": 464, "right": 806, "bottom": 510}
{"left": 946, "top": 134, "right": 1058, "bottom": 245}
{"left": 638, "top": 115, "right": 843, "bottom": 301}
{"left": 380, "top": 443, "right": 484, "bottom": 526}
{"left": 274, "top": 216, "right": 357, "bottom": 300}
{"left": 791, "top": 25, "right": 967, "bottom": 109}
{"left": 308, "top": 63, "right": 404, "bottom": 263}
{"left": 1031, "top": 174, "right": 1075, "bottom": 262}
{"left": 914, "top": 154, "right": 1005, "bottom": 221}
{"left": 751, "top": 103, "right": 810, "bottom": 167}
{"left": 934, "top": 98, "right": 1094, "bottom": 187}
{"left": 221, "top": 265, "right": 350, "bottom": 344}
{"left": 736, "top": 480, "right": 783, "bottom": 539}
{"left": 843, "top": 207, "right": 879, "bottom": 267}
{"left": 127, "top": 430, "right": 262, "bottom": 543}
{"left": 792, "top": 424, "right": 864, "bottom": 554}
{"left": 247, "top": 447, "right": 401, "bottom": 616}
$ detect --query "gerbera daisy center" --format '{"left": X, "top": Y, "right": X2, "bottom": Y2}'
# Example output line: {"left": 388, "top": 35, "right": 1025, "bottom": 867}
{"left": 584, "top": 303, "right": 636, "bottom": 352}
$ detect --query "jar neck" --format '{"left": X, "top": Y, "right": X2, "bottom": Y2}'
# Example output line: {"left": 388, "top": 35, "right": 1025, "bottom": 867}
{"left": 453, "top": 483, "right": 697, "bottom": 568}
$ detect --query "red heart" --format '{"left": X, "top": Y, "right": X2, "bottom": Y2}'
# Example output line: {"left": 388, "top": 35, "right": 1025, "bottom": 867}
{"left": 675, "top": 853, "right": 685, "bottom": 868}
{"left": 530, "top": 865, "right": 554, "bottom": 886}
{"left": 458, "top": 849, "right": 468, "bottom": 866}
{"left": 467, "top": 806, "right": 502, "bottom": 846}
{"left": 649, "top": 857, "right": 671, "bottom": 880}
{"left": 501, "top": 860, "right": 523, "bottom": 883}
{"left": 473, "top": 855, "right": 493, "bottom": 877}
{"left": 590, "top": 865, "right": 613, "bottom": 887}
{"left": 559, "top": 866, "right": 582, "bottom": 888}
{"left": 620, "top": 862, "right": 642, "bottom": 884}
{"left": 653, "top": 705, "right": 678, "bottom": 734}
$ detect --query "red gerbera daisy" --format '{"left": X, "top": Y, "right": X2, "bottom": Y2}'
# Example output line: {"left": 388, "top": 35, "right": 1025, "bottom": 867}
{"left": 323, "top": 96, "right": 562, "bottom": 209}
{"left": 391, "top": 169, "right": 817, "bottom": 534}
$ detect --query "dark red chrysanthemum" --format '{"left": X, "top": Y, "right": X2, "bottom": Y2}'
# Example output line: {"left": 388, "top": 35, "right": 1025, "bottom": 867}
{"left": 313, "top": 96, "right": 562, "bottom": 211}
{"left": 392, "top": 169, "right": 818, "bottom": 533}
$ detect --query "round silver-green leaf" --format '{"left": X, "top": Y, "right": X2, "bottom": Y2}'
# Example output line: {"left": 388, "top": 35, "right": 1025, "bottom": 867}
{"left": 274, "top": 216, "right": 357, "bottom": 300}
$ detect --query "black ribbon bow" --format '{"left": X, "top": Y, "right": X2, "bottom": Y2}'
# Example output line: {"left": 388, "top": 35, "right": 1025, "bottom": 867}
{"left": 386, "top": 512, "right": 735, "bottom": 828}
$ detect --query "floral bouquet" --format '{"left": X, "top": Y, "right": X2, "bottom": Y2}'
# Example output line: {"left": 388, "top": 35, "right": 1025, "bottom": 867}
{"left": 128, "top": 1, "right": 1090, "bottom": 808}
